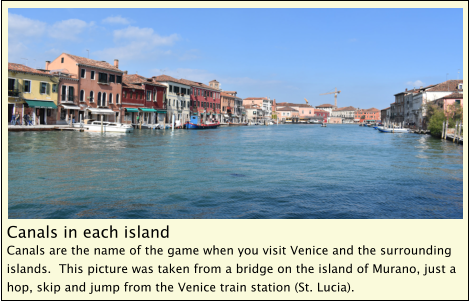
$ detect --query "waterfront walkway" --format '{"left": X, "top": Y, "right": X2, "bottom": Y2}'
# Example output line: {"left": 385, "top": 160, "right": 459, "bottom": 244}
{"left": 8, "top": 125, "right": 72, "bottom": 131}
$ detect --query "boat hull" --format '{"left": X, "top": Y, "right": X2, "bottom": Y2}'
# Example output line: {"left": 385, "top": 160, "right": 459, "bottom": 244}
{"left": 377, "top": 127, "right": 409, "bottom": 133}
{"left": 228, "top": 123, "right": 248, "bottom": 126}
{"left": 186, "top": 122, "right": 220, "bottom": 129}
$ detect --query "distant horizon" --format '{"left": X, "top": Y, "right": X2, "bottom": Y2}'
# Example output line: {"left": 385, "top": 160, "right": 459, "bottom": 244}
{"left": 8, "top": 8, "right": 464, "bottom": 110}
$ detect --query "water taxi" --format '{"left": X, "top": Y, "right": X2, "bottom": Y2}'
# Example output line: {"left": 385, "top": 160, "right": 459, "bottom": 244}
{"left": 74, "top": 120, "right": 134, "bottom": 133}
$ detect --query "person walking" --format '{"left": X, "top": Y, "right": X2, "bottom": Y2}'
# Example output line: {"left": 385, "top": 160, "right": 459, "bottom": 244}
{"left": 10, "top": 112, "right": 16, "bottom": 125}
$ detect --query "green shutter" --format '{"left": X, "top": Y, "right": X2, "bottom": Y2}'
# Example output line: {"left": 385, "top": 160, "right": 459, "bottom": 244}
{"left": 47, "top": 83, "right": 50, "bottom": 95}
{"left": 14, "top": 79, "right": 19, "bottom": 91}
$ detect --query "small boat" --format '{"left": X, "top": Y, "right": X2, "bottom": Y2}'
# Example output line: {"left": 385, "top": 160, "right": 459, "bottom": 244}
{"left": 228, "top": 122, "right": 248, "bottom": 126}
{"left": 377, "top": 127, "right": 410, "bottom": 133}
{"left": 321, "top": 122, "right": 327, "bottom": 127}
{"left": 74, "top": 120, "right": 134, "bottom": 133}
{"left": 185, "top": 115, "right": 220, "bottom": 129}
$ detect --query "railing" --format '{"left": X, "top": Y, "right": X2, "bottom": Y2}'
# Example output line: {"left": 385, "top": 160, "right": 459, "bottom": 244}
{"left": 8, "top": 89, "right": 20, "bottom": 97}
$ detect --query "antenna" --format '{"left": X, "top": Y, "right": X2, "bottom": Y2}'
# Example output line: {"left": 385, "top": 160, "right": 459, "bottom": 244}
{"left": 86, "top": 49, "right": 89, "bottom": 58}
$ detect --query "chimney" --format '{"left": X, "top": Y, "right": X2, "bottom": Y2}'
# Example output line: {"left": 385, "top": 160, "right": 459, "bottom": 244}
{"left": 123, "top": 70, "right": 128, "bottom": 75}
{"left": 405, "top": 88, "right": 407, "bottom": 91}
{"left": 45, "top": 61, "right": 50, "bottom": 70}
{"left": 114, "top": 59, "right": 119, "bottom": 68}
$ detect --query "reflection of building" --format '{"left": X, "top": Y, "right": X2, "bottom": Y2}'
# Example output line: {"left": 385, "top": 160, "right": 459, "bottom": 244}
{"left": 46, "top": 53, "right": 124, "bottom": 122}
{"left": 8, "top": 63, "right": 59, "bottom": 125}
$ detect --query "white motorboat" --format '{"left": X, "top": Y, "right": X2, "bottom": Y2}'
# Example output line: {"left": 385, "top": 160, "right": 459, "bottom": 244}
{"left": 377, "top": 127, "right": 410, "bottom": 133}
{"left": 74, "top": 120, "right": 134, "bottom": 133}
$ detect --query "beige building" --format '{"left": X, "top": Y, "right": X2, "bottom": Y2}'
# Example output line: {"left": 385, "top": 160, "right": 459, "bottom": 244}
{"left": 331, "top": 106, "right": 357, "bottom": 123}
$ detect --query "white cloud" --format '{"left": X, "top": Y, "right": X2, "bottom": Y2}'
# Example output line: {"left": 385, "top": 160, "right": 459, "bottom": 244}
{"left": 406, "top": 80, "right": 424, "bottom": 87}
{"left": 113, "top": 26, "right": 179, "bottom": 46}
{"left": 102, "top": 15, "right": 131, "bottom": 25}
{"left": 48, "top": 19, "right": 93, "bottom": 40}
{"left": 8, "top": 13, "right": 46, "bottom": 37}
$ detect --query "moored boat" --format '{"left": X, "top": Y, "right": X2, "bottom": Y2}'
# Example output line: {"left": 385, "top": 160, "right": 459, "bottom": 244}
{"left": 377, "top": 127, "right": 410, "bottom": 133}
{"left": 228, "top": 122, "right": 248, "bottom": 126}
{"left": 74, "top": 120, "right": 134, "bottom": 133}
{"left": 185, "top": 115, "right": 220, "bottom": 129}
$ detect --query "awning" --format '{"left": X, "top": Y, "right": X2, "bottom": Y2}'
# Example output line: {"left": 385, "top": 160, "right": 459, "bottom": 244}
{"left": 61, "top": 105, "right": 81, "bottom": 110}
{"left": 87, "top": 108, "right": 116, "bottom": 115}
{"left": 25, "top": 100, "right": 57, "bottom": 109}
{"left": 124, "top": 108, "right": 139, "bottom": 112}
{"left": 224, "top": 114, "right": 229, "bottom": 118}
{"left": 139, "top": 108, "right": 157, "bottom": 112}
{"left": 156, "top": 110, "right": 167, "bottom": 113}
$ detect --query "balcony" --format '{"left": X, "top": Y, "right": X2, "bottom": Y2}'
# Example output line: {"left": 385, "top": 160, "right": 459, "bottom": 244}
{"left": 8, "top": 89, "right": 20, "bottom": 97}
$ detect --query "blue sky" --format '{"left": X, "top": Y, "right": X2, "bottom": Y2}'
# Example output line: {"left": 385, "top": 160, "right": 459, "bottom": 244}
{"left": 8, "top": 8, "right": 463, "bottom": 109}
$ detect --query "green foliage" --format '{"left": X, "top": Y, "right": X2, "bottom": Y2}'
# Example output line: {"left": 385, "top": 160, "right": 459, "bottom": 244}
{"left": 428, "top": 109, "right": 446, "bottom": 136}
{"left": 426, "top": 102, "right": 463, "bottom": 137}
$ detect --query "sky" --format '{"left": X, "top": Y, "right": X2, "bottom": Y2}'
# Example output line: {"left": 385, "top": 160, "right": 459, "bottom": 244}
{"left": 8, "top": 8, "right": 464, "bottom": 110}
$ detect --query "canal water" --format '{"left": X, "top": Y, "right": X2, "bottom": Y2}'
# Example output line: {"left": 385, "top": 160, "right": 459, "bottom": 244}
{"left": 8, "top": 125, "right": 463, "bottom": 219}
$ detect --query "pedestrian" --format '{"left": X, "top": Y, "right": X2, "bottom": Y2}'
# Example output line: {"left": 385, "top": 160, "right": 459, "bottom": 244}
{"left": 72, "top": 115, "right": 75, "bottom": 124}
{"left": 10, "top": 112, "right": 16, "bottom": 125}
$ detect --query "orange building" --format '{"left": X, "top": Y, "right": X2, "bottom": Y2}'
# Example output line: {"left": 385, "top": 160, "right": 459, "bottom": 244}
{"left": 355, "top": 108, "right": 381, "bottom": 122}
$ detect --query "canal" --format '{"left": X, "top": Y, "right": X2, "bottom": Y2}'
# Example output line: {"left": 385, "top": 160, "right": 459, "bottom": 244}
{"left": 8, "top": 124, "right": 463, "bottom": 219}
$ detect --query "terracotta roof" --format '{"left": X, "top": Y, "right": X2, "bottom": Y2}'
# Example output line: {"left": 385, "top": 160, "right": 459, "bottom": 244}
{"left": 316, "top": 103, "right": 335, "bottom": 108}
{"left": 333, "top": 106, "right": 357, "bottom": 111}
{"left": 315, "top": 109, "right": 329, "bottom": 113}
{"left": 179, "top": 78, "right": 221, "bottom": 91}
{"left": 434, "top": 93, "right": 464, "bottom": 102}
{"left": 151, "top": 74, "right": 187, "bottom": 85}
{"left": 382, "top": 107, "right": 391, "bottom": 110}
{"left": 221, "top": 92, "right": 236, "bottom": 98}
{"left": 244, "top": 105, "right": 263, "bottom": 110}
{"left": 8, "top": 63, "right": 54, "bottom": 76}
{"left": 122, "top": 83, "right": 144, "bottom": 90}
{"left": 277, "top": 102, "right": 313, "bottom": 108}
{"left": 425, "top": 80, "right": 463, "bottom": 92}
{"left": 276, "top": 106, "right": 299, "bottom": 112}
{"left": 63, "top": 53, "right": 122, "bottom": 73}
{"left": 358, "top": 107, "right": 380, "bottom": 112}
{"left": 124, "top": 74, "right": 166, "bottom": 87}
{"left": 244, "top": 97, "right": 268, "bottom": 100}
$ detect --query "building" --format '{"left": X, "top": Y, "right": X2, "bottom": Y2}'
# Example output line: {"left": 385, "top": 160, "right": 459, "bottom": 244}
{"left": 314, "top": 109, "right": 330, "bottom": 121}
{"left": 403, "top": 88, "right": 420, "bottom": 126}
{"left": 276, "top": 102, "right": 315, "bottom": 121}
{"left": 46, "top": 53, "right": 124, "bottom": 122}
{"left": 121, "top": 73, "right": 167, "bottom": 125}
{"left": 8, "top": 63, "right": 59, "bottom": 125}
{"left": 276, "top": 106, "right": 299, "bottom": 122}
{"left": 392, "top": 91, "right": 406, "bottom": 125}
{"left": 354, "top": 108, "right": 381, "bottom": 123}
{"left": 177, "top": 78, "right": 222, "bottom": 123}
{"left": 331, "top": 106, "right": 357, "bottom": 123}
{"left": 381, "top": 107, "right": 390, "bottom": 125}
{"left": 315, "top": 103, "right": 336, "bottom": 116}
{"left": 431, "top": 92, "right": 464, "bottom": 113}
{"left": 243, "top": 97, "right": 273, "bottom": 119}
{"left": 329, "top": 117, "right": 342, "bottom": 124}
{"left": 151, "top": 75, "right": 191, "bottom": 125}
{"left": 245, "top": 105, "right": 265, "bottom": 123}
{"left": 221, "top": 91, "right": 243, "bottom": 122}
{"left": 411, "top": 80, "right": 463, "bottom": 129}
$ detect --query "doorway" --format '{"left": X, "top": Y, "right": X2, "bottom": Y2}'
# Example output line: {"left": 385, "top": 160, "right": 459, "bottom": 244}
{"left": 38, "top": 108, "right": 46, "bottom": 124}
{"left": 8, "top": 104, "right": 13, "bottom": 122}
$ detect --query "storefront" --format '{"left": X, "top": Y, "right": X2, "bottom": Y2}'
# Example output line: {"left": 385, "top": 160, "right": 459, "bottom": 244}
{"left": 24, "top": 100, "right": 58, "bottom": 125}
{"left": 139, "top": 108, "right": 157, "bottom": 124}
{"left": 60, "top": 105, "right": 82, "bottom": 124}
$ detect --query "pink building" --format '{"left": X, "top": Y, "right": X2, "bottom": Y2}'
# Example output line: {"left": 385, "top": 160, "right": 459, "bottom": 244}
{"left": 47, "top": 53, "right": 123, "bottom": 122}
{"left": 432, "top": 93, "right": 464, "bottom": 115}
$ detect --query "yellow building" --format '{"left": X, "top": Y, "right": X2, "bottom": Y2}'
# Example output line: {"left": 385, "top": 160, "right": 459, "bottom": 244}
{"left": 8, "top": 63, "right": 59, "bottom": 125}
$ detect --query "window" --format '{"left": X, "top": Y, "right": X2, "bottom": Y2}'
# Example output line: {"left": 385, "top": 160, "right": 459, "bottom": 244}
{"left": 89, "top": 91, "right": 94, "bottom": 102}
{"left": 80, "top": 90, "right": 85, "bottom": 102}
{"left": 123, "top": 91, "right": 127, "bottom": 98}
{"left": 61, "top": 57, "right": 64, "bottom": 63}
{"left": 98, "top": 73, "right": 108, "bottom": 83}
{"left": 81, "top": 69, "right": 86, "bottom": 78}
{"left": 154, "top": 91, "right": 157, "bottom": 102}
{"left": 130, "top": 92, "right": 133, "bottom": 99}
{"left": 169, "top": 85, "right": 173, "bottom": 93}
{"left": 109, "top": 75, "right": 115, "bottom": 83}
{"left": 116, "top": 94, "right": 119, "bottom": 104}
{"left": 68, "top": 87, "right": 74, "bottom": 101}
{"left": 174, "top": 86, "right": 179, "bottom": 94}
{"left": 24, "top": 80, "right": 31, "bottom": 93}
{"left": 458, "top": 84, "right": 462, "bottom": 90}
{"left": 97, "top": 92, "right": 102, "bottom": 106}
{"left": 40, "top": 82, "right": 48, "bottom": 94}
{"left": 147, "top": 91, "right": 151, "bottom": 101}
{"left": 455, "top": 100, "right": 461, "bottom": 105}
{"left": 102, "top": 92, "right": 106, "bottom": 106}
{"left": 140, "top": 92, "right": 143, "bottom": 99}
{"left": 116, "top": 75, "right": 122, "bottom": 83}
{"left": 52, "top": 84, "right": 58, "bottom": 93}
{"left": 109, "top": 93, "right": 113, "bottom": 104}
{"left": 91, "top": 71, "right": 95, "bottom": 80}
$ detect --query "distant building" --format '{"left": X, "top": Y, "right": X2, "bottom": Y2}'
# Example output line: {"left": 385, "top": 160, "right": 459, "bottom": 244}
{"left": 243, "top": 97, "right": 273, "bottom": 118}
{"left": 315, "top": 103, "right": 336, "bottom": 116}
{"left": 276, "top": 106, "right": 299, "bottom": 122}
{"left": 431, "top": 92, "right": 464, "bottom": 113}
{"left": 355, "top": 108, "right": 380, "bottom": 122}
{"left": 331, "top": 106, "right": 357, "bottom": 123}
